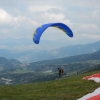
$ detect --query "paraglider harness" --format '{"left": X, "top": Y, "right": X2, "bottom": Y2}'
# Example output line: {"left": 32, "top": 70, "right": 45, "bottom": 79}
{"left": 58, "top": 68, "right": 63, "bottom": 77}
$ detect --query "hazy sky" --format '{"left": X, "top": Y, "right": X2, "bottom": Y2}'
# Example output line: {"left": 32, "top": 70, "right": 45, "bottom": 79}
{"left": 0, "top": 0, "right": 100, "bottom": 46}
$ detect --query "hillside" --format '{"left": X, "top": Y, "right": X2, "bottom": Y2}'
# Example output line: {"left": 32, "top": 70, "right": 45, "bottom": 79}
{"left": 0, "top": 50, "right": 100, "bottom": 85}
{"left": 0, "top": 70, "right": 100, "bottom": 100}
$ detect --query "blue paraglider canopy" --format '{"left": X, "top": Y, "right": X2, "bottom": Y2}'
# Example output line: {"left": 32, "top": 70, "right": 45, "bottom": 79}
{"left": 33, "top": 23, "right": 73, "bottom": 44}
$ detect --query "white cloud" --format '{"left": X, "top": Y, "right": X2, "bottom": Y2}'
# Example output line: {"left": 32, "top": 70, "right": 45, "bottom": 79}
{"left": 14, "top": 16, "right": 26, "bottom": 25}
{"left": 28, "top": 5, "right": 60, "bottom": 13}
{"left": 0, "top": 28, "right": 9, "bottom": 33}
{"left": 43, "top": 12, "right": 65, "bottom": 21}
{"left": 13, "top": 16, "right": 40, "bottom": 33}
{"left": 81, "top": 24, "right": 99, "bottom": 31}
{"left": 92, "top": 11, "right": 100, "bottom": 21}
{"left": 81, "top": 34, "right": 100, "bottom": 39}
{"left": 72, "top": 23, "right": 99, "bottom": 33}
{"left": 28, "top": 4, "right": 72, "bottom": 26}
{"left": 0, "top": 0, "right": 100, "bottom": 45}
{"left": 0, "top": 8, "right": 13, "bottom": 26}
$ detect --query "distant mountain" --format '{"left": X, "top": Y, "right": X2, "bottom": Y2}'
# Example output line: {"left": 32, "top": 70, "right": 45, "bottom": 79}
{"left": 28, "top": 50, "right": 100, "bottom": 70}
{"left": 0, "top": 40, "right": 100, "bottom": 63}
{"left": 1, "top": 49, "right": 100, "bottom": 72}
{"left": 50, "top": 41, "right": 100, "bottom": 58}
{"left": 0, "top": 57, "right": 22, "bottom": 71}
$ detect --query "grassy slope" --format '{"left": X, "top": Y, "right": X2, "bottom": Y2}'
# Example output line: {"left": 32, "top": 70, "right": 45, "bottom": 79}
{"left": 0, "top": 70, "right": 100, "bottom": 100}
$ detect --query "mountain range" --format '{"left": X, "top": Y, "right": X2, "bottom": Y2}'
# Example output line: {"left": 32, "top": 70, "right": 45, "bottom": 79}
{"left": 0, "top": 40, "right": 100, "bottom": 63}
{"left": 0, "top": 41, "right": 100, "bottom": 85}
{"left": 0, "top": 49, "right": 100, "bottom": 69}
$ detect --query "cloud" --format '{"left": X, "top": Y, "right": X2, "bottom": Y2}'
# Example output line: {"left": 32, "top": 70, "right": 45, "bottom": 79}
{"left": 27, "top": 5, "right": 63, "bottom": 22}
{"left": 13, "top": 16, "right": 34, "bottom": 28}
{"left": 42, "top": 12, "right": 65, "bottom": 21}
{"left": 0, "top": 28, "right": 9, "bottom": 34}
{"left": 59, "top": 0, "right": 100, "bottom": 8}
{"left": 0, "top": 45, "right": 8, "bottom": 49}
{"left": 92, "top": 10, "right": 100, "bottom": 22}
{"left": 82, "top": 34, "right": 100, "bottom": 39}
{"left": 28, "top": 5, "right": 60, "bottom": 13}
{"left": 28, "top": 4, "right": 72, "bottom": 26}
{"left": 81, "top": 24, "right": 99, "bottom": 31}
{"left": 0, "top": 0, "right": 18, "bottom": 6}
{"left": 0, "top": 8, "right": 13, "bottom": 26}
{"left": 0, "top": 0, "right": 100, "bottom": 46}
{"left": 75, "top": 23, "right": 100, "bottom": 35}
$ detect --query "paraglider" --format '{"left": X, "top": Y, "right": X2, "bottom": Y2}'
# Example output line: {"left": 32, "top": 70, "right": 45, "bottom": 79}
{"left": 78, "top": 87, "right": 100, "bottom": 100}
{"left": 83, "top": 73, "right": 100, "bottom": 83}
{"left": 58, "top": 68, "right": 63, "bottom": 78}
{"left": 33, "top": 23, "right": 73, "bottom": 44}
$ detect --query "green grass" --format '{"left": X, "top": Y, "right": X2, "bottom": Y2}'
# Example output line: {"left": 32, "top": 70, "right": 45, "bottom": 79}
{"left": 0, "top": 70, "right": 100, "bottom": 100}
